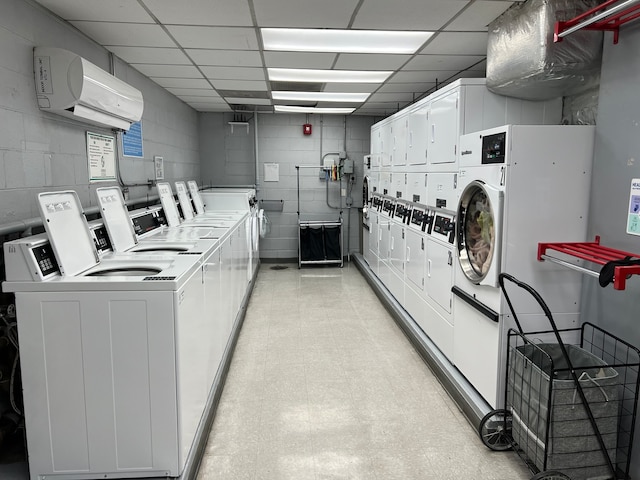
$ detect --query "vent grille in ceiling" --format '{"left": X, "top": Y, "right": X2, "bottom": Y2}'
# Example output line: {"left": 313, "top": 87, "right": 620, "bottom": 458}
{"left": 270, "top": 81, "right": 323, "bottom": 92}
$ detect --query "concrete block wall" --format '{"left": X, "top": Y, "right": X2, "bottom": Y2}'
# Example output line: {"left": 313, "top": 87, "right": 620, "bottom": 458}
{"left": 198, "top": 112, "right": 375, "bottom": 261}
{"left": 256, "top": 114, "right": 374, "bottom": 261}
{"left": 0, "top": 0, "right": 199, "bottom": 227}
{"left": 199, "top": 113, "right": 254, "bottom": 187}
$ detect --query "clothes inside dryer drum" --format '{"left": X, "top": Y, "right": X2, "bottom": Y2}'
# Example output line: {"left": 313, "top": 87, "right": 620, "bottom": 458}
{"left": 463, "top": 188, "right": 496, "bottom": 278}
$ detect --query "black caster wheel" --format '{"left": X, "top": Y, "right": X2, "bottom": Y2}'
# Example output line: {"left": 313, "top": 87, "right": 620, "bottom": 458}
{"left": 478, "top": 408, "right": 512, "bottom": 451}
{"left": 530, "top": 471, "right": 571, "bottom": 480}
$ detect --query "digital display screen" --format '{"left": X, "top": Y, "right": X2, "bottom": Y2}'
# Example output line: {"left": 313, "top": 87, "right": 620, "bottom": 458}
{"left": 481, "top": 132, "right": 506, "bottom": 164}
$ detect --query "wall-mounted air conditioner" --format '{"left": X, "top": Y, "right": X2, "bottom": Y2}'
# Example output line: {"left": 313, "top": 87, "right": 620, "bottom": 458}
{"left": 33, "top": 47, "right": 144, "bottom": 131}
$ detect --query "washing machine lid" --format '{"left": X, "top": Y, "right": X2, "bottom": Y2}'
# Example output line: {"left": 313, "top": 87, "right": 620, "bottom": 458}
{"left": 37, "top": 191, "right": 99, "bottom": 276}
{"left": 188, "top": 181, "right": 206, "bottom": 215}
{"left": 175, "top": 181, "right": 195, "bottom": 220}
{"left": 456, "top": 180, "right": 503, "bottom": 286}
{"left": 96, "top": 186, "right": 138, "bottom": 252}
{"left": 157, "top": 182, "right": 181, "bottom": 227}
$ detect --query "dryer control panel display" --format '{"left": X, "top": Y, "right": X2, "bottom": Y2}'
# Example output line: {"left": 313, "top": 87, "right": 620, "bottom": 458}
{"left": 481, "top": 132, "right": 506, "bottom": 164}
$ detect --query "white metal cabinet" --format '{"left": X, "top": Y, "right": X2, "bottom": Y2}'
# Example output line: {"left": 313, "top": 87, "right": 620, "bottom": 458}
{"left": 428, "top": 89, "right": 459, "bottom": 167}
{"left": 380, "top": 120, "right": 393, "bottom": 168}
{"left": 406, "top": 172, "right": 428, "bottom": 205}
{"left": 392, "top": 114, "right": 408, "bottom": 168}
{"left": 407, "top": 101, "right": 429, "bottom": 167}
{"left": 378, "top": 215, "right": 392, "bottom": 287}
{"left": 405, "top": 229, "right": 425, "bottom": 293}
{"left": 370, "top": 124, "right": 381, "bottom": 170}
{"left": 367, "top": 210, "right": 380, "bottom": 275}
{"left": 426, "top": 239, "right": 453, "bottom": 314}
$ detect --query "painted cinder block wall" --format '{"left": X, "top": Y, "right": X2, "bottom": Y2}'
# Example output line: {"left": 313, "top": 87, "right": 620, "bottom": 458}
{"left": 199, "top": 112, "right": 375, "bottom": 261}
{"left": 0, "top": 0, "right": 199, "bottom": 228}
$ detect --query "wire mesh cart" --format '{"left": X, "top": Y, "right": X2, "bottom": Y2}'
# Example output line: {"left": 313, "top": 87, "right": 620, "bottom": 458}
{"left": 478, "top": 273, "right": 640, "bottom": 480}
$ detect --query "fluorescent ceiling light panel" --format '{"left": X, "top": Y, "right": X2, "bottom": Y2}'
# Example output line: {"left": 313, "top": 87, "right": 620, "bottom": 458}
{"left": 272, "top": 91, "right": 369, "bottom": 102}
{"left": 268, "top": 68, "right": 392, "bottom": 83}
{"left": 274, "top": 106, "right": 355, "bottom": 114}
{"left": 262, "top": 28, "right": 433, "bottom": 54}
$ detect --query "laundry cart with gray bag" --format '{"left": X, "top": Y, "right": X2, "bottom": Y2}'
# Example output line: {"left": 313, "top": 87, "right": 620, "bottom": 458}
{"left": 478, "top": 273, "right": 640, "bottom": 480}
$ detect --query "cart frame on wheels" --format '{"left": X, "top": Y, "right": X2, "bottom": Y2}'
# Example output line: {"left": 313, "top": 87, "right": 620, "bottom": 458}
{"left": 295, "top": 165, "right": 344, "bottom": 268}
{"left": 478, "top": 273, "right": 640, "bottom": 480}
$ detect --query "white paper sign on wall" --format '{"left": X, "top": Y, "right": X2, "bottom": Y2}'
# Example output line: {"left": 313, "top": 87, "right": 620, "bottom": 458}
{"left": 86, "top": 132, "right": 116, "bottom": 182}
{"left": 627, "top": 178, "right": 640, "bottom": 236}
{"left": 264, "top": 163, "right": 279, "bottom": 182}
{"left": 154, "top": 156, "right": 164, "bottom": 180}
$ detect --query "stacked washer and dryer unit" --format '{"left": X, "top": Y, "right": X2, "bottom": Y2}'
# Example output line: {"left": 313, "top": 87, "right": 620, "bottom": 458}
{"left": 2, "top": 182, "right": 257, "bottom": 480}
{"left": 453, "top": 125, "right": 594, "bottom": 407}
{"left": 364, "top": 79, "right": 594, "bottom": 411}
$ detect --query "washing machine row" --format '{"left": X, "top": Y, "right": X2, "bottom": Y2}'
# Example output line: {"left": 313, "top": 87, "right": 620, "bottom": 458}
{"left": 366, "top": 174, "right": 458, "bottom": 360}
{"left": 2, "top": 184, "right": 256, "bottom": 480}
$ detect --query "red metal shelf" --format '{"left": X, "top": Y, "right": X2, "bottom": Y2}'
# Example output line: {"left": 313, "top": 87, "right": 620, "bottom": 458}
{"left": 538, "top": 236, "right": 640, "bottom": 290}
{"left": 554, "top": 0, "right": 640, "bottom": 44}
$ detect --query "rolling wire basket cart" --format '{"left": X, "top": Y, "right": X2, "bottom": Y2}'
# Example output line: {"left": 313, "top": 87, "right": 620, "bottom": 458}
{"left": 479, "top": 273, "right": 640, "bottom": 480}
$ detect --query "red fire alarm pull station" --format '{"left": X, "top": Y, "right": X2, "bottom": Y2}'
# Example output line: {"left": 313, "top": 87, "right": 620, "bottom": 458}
{"left": 303, "top": 123, "right": 312, "bottom": 135}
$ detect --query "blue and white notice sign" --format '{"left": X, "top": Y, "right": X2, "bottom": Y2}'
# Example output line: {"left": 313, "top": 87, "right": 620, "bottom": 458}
{"left": 627, "top": 178, "right": 640, "bottom": 236}
{"left": 122, "top": 121, "right": 143, "bottom": 158}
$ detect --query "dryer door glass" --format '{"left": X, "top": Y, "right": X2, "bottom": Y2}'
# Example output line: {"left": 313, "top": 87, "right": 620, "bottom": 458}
{"left": 457, "top": 182, "right": 497, "bottom": 283}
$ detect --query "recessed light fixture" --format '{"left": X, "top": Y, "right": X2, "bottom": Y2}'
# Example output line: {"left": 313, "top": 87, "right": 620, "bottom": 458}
{"left": 262, "top": 28, "right": 433, "bottom": 54}
{"left": 268, "top": 68, "right": 393, "bottom": 83}
{"left": 274, "top": 106, "right": 356, "bottom": 114}
{"left": 272, "top": 91, "right": 369, "bottom": 102}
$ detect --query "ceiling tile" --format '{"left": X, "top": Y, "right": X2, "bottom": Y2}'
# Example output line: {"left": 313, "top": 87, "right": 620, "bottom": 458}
{"left": 445, "top": 1, "right": 515, "bottom": 31}
{"left": 186, "top": 49, "right": 262, "bottom": 67}
{"left": 133, "top": 64, "right": 203, "bottom": 78}
{"left": 404, "top": 55, "right": 485, "bottom": 71}
{"left": 378, "top": 82, "right": 435, "bottom": 93}
{"left": 263, "top": 52, "right": 337, "bottom": 69}
{"left": 177, "top": 96, "right": 227, "bottom": 103}
{"left": 253, "top": 0, "right": 360, "bottom": 28}
{"left": 152, "top": 78, "right": 212, "bottom": 88}
{"left": 167, "top": 26, "right": 258, "bottom": 49}
{"left": 167, "top": 88, "right": 221, "bottom": 97}
{"left": 392, "top": 70, "right": 461, "bottom": 83}
{"left": 210, "top": 80, "right": 268, "bottom": 90}
{"left": 108, "top": 46, "right": 191, "bottom": 64}
{"left": 143, "top": 0, "right": 253, "bottom": 26}
{"left": 323, "top": 84, "right": 379, "bottom": 94}
{"left": 201, "top": 66, "right": 265, "bottom": 81}
{"left": 70, "top": 21, "right": 175, "bottom": 47}
{"left": 225, "top": 98, "right": 272, "bottom": 105}
{"left": 333, "top": 54, "right": 411, "bottom": 71}
{"left": 188, "top": 103, "right": 232, "bottom": 111}
{"left": 36, "top": 0, "right": 153, "bottom": 22}
{"left": 420, "top": 32, "right": 489, "bottom": 56}
{"left": 352, "top": 0, "right": 469, "bottom": 30}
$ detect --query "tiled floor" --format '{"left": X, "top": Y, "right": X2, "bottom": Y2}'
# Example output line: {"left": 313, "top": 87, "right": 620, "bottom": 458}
{"left": 197, "top": 263, "right": 531, "bottom": 480}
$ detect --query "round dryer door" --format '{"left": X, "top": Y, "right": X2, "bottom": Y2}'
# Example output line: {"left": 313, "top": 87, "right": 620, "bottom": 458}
{"left": 456, "top": 180, "right": 503, "bottom": 286}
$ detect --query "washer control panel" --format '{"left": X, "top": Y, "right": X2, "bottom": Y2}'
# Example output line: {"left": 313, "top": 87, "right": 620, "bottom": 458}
{"left": 31, "top": 243, "right": 59, "bottom": 277}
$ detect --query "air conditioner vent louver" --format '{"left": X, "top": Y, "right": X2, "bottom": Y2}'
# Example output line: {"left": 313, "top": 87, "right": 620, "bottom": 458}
{"left": 270, "top": 81, "right": 323, "bottom": 92}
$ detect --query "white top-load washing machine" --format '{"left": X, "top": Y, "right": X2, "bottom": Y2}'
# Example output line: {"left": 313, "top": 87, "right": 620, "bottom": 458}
{"left": 452, "top": 125, "right": 595, "bottom": 407}
{"left": 193, "top": 184, "right": 260, "bottom": 277}
{"left": 95, "top": 186, "right": 223, "bottom": 257}
{"left": 2, "top": 190, "right": 221, "bottom": 480}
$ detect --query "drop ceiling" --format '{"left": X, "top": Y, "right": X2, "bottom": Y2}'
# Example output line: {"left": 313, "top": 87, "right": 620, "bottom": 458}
{"left": 34, "top": 0, "right": 516, "bottom": 116}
